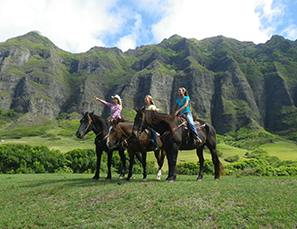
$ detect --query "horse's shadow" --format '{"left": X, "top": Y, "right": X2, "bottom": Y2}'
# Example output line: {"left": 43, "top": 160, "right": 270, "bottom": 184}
{"left": 18, "top": 175, "right": 166, "bottom": 189}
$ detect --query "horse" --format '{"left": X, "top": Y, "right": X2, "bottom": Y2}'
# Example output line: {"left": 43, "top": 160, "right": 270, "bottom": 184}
{"left": 106, "top": 120, "right": 166, "bottom": 181}
{"left": 132, "top": 108, "right": 223, "bottom": 182}
{"left": 76, "top": 111, "right": 127, "bottom": 181}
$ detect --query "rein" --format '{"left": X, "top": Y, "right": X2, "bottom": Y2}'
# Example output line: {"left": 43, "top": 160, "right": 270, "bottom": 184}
{"left": 85, "top": 113, "right": 109, "bottom": 143}
{"left": 118, "top": 124, "right": 133, "bottom": 148}
{"left": 109, "top": 123, "right": 133, "bottom": 149}
{"left": 83, "top": 113, "right": 93, "bottom": 137}
{"left": 95, "top": 132, "right": 109, "bottom": 143}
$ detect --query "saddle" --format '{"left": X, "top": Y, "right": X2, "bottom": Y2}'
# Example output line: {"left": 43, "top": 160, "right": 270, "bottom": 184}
{"left": 179, "top": 114, "right": 205, "bottom": 143}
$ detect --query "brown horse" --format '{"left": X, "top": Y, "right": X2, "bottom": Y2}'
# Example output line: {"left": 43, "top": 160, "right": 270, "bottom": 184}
{"left": 106, "top": 120, "right": 166, "bottom": 181}
{"left": 132, "top": 108, "right": 223, "bottom": 182}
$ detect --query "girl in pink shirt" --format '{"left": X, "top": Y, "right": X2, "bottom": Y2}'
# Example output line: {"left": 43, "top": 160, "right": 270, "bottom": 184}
{"left": 94, "top": 94, "right": 122, "bottom": 122}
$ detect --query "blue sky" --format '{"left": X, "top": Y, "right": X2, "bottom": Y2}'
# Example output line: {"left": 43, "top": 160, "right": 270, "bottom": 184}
{"left": 0, "top": 0, "right": 297, "bottom": 53}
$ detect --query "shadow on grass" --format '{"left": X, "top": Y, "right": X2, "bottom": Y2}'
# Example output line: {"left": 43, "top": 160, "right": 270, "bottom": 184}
{"left": 16, "top": 173, "right": 173, "bottom": 188}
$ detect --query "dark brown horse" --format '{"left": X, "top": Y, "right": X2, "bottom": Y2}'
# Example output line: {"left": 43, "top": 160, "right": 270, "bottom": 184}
{"left": 76, "top": 112, "right": 127, "bottom": 181}
{"left": 132, "top": 108, "right": 223, "bottom": 182}
{"left": 106, "top": 120, "right": 166, "bottom": 181}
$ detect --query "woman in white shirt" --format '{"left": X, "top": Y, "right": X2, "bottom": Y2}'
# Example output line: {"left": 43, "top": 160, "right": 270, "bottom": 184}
{"left": 144, "top": 95, "right": 158, "bottom": 150}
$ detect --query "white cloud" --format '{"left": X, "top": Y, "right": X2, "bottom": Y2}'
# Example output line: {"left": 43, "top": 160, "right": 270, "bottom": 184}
{"left": 0, "top": 0, "right": 121, "bottom": 53}
{"left": 117, "top": 35, "right": 137, "bottom": 52}
{"left": 282, "top": 25, "right": 297, "bottom": 40}
{"left": 116, "top": 13, "right": 143, "bottom": 51}
{"left": 0, "top": 0, "right": 294, "bottom": 53}
{"left": 151, "top": 0, "right": 283, "bottom": 44}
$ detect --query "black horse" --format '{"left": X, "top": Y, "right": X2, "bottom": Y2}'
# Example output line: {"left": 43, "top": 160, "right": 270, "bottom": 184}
{"left": 76, "top": 112, "right": 127, "bottom": 181}
{"left": 132, "top": 108, "right": 223, "bottom": 182}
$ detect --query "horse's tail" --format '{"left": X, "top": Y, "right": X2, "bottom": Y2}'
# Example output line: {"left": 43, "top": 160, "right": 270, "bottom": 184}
{"left": 204, "top": 123, "right": 224, "bottom": 178}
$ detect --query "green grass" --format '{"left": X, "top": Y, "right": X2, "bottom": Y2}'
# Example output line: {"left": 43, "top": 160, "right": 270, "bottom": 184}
{"left": 0, "top": 135, "right": 94, "bottom": 153}
{"left": 259, "top": 141, "right": 297, "bottom": 161}
{"left": 1, "top": 173, "right": 296, "bottom": 228}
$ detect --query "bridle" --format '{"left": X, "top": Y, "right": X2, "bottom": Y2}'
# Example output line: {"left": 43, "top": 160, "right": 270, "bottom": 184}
{"left": 110, "top": 124, "right": 133, "bottom": 149}
{"left": 82, "top": 113, "right": 93, "bottom": 137}
{"left": 83, "top": 113, "right": 108, "bottom": 142}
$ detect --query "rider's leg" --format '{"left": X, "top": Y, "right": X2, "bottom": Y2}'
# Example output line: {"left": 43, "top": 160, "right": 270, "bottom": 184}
{"left": 185, "top": 113, "right": 201, "bottom": 143}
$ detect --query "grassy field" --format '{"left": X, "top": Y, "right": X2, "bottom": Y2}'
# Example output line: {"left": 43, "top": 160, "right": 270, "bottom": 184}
{"left": 1, "top": 173, "right": 296, "bottom": 228}
{"left": 1, "top": 136, "right": 297, "bottom": 171}
{"left": 259, "top": 141, "right": 297, "bottom": 161}
{"left": 0, "top": 135, "right": 95, "bottom": 153}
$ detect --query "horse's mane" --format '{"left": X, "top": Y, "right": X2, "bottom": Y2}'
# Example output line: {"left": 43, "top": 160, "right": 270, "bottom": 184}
{"left": 89, "top": 113, "right": 110, "bottom": 130}
{"left": 145, "top": 110, "right": 175, "bottom": 132}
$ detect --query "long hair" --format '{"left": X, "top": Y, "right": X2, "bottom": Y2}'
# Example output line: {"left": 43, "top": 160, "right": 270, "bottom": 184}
{"left": 146, "top": 95, "right": 155, "bottom": 105}
{"left": 181, "top": 87, "right": 192, "bottom": 112}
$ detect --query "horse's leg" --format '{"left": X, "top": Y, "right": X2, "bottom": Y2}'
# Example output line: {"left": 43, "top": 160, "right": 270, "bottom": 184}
{"left": 166, "top": 143, "right": 178, "bottom": 182}
{"left": 118, "top": 149, "right": 126, "bottom": 179}
{"left": 126, "top": 150, "right": 134, "bottom": 181}
{"left": 196, "top": 147, "right": 204, "bottom": 181}
{"left": 205, "top": 127, "right": 222, "bottom": 180}
{"left": 135, "top": 151, "right": 143, "bottom": 163}
{"left": 154, "top": 149, "right": 161, "bottom": 180}
{"left": 209, "top": 147, "right": 221, "bottom": 180}
{"left": 92, "top": 146, "right": 102, "bottom": 181}
{"left": 155, "top": 149, "right": 165, "bottom": 180}
{"left": 106, "top": 150, "right": 113, "bottom": 181}
{"left": 141, "top": 151, "right": 147, "bottom": 182}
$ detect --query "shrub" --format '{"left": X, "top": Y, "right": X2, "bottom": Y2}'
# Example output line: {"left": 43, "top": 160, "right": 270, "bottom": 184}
{"left": 224, "top": 154, "right": 239, "bottom": 163}
{"left": 176, "top": 159, "right": 214, "bottom": 175}
{"left": 65, "top": 148, "right": 97, "bottom": 173}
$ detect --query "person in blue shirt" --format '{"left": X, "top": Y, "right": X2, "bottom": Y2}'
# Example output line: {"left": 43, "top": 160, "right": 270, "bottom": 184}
{"left": 174, "top": 87, "right": 201, "bottom": 143}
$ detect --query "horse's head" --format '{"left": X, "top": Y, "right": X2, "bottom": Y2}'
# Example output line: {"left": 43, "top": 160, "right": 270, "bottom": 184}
{"left": 76, "top": 112, "right": 94, "bottom": 139}
{"left": 132, "top": 107, "right": 148, "bottom": 139}
{"left": 106, "top": 122, "right": 122, "bottom": 149}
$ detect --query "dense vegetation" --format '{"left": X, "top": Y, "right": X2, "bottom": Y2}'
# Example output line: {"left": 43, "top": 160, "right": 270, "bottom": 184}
{"left": 0, "top": 144, "right": 158, "bottom": 175}
{"left": 1, "top": 142, "right": 296, "bottom": 177}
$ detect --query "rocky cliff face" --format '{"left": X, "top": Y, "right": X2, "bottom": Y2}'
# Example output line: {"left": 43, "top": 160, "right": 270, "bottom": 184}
{"left": 1, "top": 32, "right": 297, "bottom": 135}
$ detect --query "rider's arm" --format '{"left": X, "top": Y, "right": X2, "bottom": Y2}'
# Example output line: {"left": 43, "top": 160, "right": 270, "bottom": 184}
{"left": 175, "top": 99, "right": 188, "bottom": 116}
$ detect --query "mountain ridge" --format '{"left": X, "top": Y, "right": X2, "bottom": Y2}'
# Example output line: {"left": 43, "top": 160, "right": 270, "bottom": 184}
{"left": 0, "top": 31, "right": 297, "bottom": 137}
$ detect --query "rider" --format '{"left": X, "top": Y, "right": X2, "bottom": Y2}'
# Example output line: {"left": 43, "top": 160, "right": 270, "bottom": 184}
{"left": 144, "top": 95, "right": 159, "bottom": 151}
{"left": 94, "top": 94, "right": 122, "bottom": 122}
{"left": 174, "top": 87, "right": 201, "bottom": 144}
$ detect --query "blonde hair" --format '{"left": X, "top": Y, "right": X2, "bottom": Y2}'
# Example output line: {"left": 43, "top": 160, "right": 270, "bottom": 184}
{"left": 145, "top": 95, "right": 155, "bottom": 105}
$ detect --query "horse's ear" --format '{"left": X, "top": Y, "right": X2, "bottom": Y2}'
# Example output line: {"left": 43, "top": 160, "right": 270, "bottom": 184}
{"left": 90, "top": 111, "right": 94, "bottom": 115}
{"left": 141, "top": 106, "right": 146, "bottom": 112}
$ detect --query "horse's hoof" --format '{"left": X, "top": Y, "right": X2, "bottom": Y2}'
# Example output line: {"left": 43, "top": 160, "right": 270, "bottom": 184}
{"left": 105, "top": 178, "right": 111, "bottom": 182}
{"left": 166, "top": 179, "right": 175, "bottom": 183}
{"left": 119, "top": 175, "right": 125, "bottom": 180}
{"left": 92, "top": 178, "right": 99, "bottom": 182}
{"left": 196, "top": 178, "right": 202, "bottom": 182}
{"left": 141, "top": 178, "right": 147, "bottom": 182}
{"left": 155, "top": 177, "right": 161, "bottom": 181}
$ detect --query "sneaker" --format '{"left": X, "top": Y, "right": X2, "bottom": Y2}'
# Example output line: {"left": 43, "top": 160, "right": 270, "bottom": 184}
{"left": 195, "top": 137, "right": 202, "bottom": 144}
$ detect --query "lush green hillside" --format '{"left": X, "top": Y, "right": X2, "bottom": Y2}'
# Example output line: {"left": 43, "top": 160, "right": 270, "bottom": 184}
{"left": 1, "top": 32, "right": 297, "bottom": 139}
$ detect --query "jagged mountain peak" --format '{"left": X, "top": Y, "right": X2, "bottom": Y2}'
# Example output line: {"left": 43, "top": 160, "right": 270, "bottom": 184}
{"left": 0, "top": 32, "right": 297, "bottom": 136}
